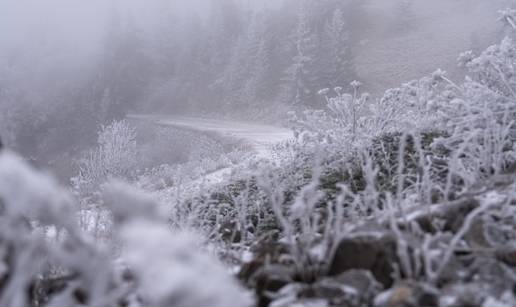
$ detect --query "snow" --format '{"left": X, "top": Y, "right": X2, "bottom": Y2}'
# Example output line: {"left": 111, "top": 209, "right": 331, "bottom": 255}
{"left": 102, "top": 179, "right": 163, "bottom": 224}
{"left": 0, "top": 151, "right": 74, "bottom": 227}
{"left": 128, "top": 115, "right": 293, "bottom": 193}
{"left": 128, "top": 114, "right": 293, "bottom": 158}
{"left": 120, "top": 219, "right": 253, "bottom": 307}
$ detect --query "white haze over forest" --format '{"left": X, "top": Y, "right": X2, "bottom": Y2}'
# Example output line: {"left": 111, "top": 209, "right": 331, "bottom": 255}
{"left": 0, "top": 0, "right": 508, "bottom": 99}
{"left": 2, "top": 1, "right": 516, "bottom": 307}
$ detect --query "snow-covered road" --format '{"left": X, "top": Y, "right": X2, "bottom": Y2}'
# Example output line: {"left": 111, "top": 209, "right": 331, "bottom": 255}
{"left": 128, "top": 114, "right": 293, "bottom": 158}
{"left": 128, "top": 114, "right": 294, "bottom": 192}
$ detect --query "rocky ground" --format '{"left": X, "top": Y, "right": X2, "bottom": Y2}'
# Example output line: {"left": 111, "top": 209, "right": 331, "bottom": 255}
{"left": 236, "top": 171, "right": 516, "bottom": 307}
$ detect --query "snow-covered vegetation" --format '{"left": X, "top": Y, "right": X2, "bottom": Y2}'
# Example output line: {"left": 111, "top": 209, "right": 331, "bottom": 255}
{"left": 2, "top": 1, "right": 516, "bottom": 307}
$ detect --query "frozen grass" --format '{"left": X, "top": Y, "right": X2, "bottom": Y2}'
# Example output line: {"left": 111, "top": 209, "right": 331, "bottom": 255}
{"left": 1, "top": 9, "right": 516, "bottom": 307}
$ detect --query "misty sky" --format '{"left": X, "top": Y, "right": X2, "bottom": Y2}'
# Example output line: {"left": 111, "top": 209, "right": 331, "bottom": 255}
{"left": 0, "top": 0, "right": 507, "bottom": 96}
{"left": 0, "top": 0, "right": 513, "bottom": 182}
{"left": 355, "top": 0, "right": 508, "bottom": 93}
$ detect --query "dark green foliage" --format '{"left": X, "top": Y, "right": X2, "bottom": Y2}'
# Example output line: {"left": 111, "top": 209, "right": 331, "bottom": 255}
{"left": 313, "top": 131, "right": 451, "bottom": 204}
{"left": 369, "top": 131, "right": 450, "bottom": 196}
{"left": 319, "top": 164, "right": 365, "bottom": 196}
{"left": 195, "top": 130, "right": 453, "bottom": 245}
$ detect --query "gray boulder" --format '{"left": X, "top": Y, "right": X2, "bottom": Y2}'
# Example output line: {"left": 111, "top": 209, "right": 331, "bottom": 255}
{"left": 329, "top": 232, "right": 398, "bottom": 288}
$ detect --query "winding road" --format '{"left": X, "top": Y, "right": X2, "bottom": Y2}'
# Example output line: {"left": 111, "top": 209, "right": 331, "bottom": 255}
{"left": 128, "top": 114, "right": 293, "bottom": 158}
{"left": 128, "top": 114, "right": 293, "bottom": 189}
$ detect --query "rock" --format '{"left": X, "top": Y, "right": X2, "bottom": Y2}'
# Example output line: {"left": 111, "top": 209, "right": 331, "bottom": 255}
{"left": 218, "top": 220, "right": 242, "bottom": 243}
{"left": 464, "top": 216, "right": 492, "bottom": 249}
{"left": 300, "top": 270, "right": 382, "bottom": 306}
{"left": 270, "top": 284, "right": 329, "bottom": 307}
{"left": 440, "top": 256, "right": 516, "bottom": 307}
{"left": 328, "top": 232, "right": 397, "bottom": 287}
{"left": 300, "top": 282, "right": 352, "bottom": 306}
{"left": 466, "top": 257, "right": 516, "bottom": 297}
{"left": 30, "top": 274, "right": 81, "bottom": 306}
{"left": 374, "top": 285, "right": 412, "bottom": 307}
{"left": 439, "top": 198, "right": 479, "bottom": 232}
{"left": 482, "top": 295, "right": 516, "bottom": 307}
{"left": 464, "top": 211, "right": 516, "bottom": 250}
{"left": 333, "top": 269, "right": 383, "bottom": 299}
{"left": 440, "top": 283, "right": 487, "bottom": 307}
{"left": 374, "top": 282, "right": 439, "bottom": 307}
{"left": 239, "top": 241, "right": 292, "bottom": 283}
{"left": 252, "top": 264, "right": 295, "bottom": 307}
{"left": 496, "top": 245, "right": 516, "bottom": 267}
{"left": 238, "top": 240, "right": 296, "bottom": 307}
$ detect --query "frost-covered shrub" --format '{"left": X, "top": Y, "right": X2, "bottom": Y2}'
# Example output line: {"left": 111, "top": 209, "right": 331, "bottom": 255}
{"left": 191, "top": 14, "right": 516, "bottom": 287}
{"left": 290, "top": 82, "right": 370, "bottom": 151}
{"left": 0, "top": 152, "right": 117, "bottom": 307}
{"left": 137, "top": 126, "right": 196, "bottom": 168}
{"left": 134, "top": 123, "right": 249, "bottom": 194}
{"left": 286, "top": 22, "right": 516, "bottom": 204}
{"left": 103, "top": 181, "right": 254, "bottom": 307}
{"left": 136, "top": 125, "right": 234, "bottom": 169}
{"left": 430, "top": 36, "right": 516, "bottom": 186}
{"left": 120, "top": 221, "right": 253, "bottom": 307}
{"left": 0, "top": 153, "right": 74, "bottom": 227}
{"left": 137, "top": 148, "right": 247, "bottom": 194}
{"left": 373, "top": 69, "right": 456, "bottom": 132}
{"left": 73, "top": 120, "right": 138, "bottom": 198}
{"left": 138, "top": 10, "right": 516, "bottom": 306}
{"left": 499, "top": 8, "right": 516, "bottom": 31}
{"left": 0, "top": 151, "right": 254, "bottom": 307}
{"left": 458, "top": 38, "right": 516, "bottom": 100}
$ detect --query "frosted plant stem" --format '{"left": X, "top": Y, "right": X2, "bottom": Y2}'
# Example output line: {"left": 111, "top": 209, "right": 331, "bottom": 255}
{"left": 431, "top": 195, "right": 505, "bottom": 284}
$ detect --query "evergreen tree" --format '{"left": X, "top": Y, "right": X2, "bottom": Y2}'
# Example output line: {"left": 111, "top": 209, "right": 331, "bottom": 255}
{"left": 239, "top": 12, "right": 272, "bottom": 104}
{"left": 393, "top": 0, "right": 416, "bottom": 33}
{"left": 206, "top": 0, "right": 243, "bottom": 78}
{"left": 176, "top": 12, "right": 209, "bottom": 112}
{"left": 151, "top": 1, "right": 181, "bottom": 80}
{"left": 215, "top": 11, "right": 272, "bottom": 107}
{"left": 216, "top": 35, "right": 248, "bottom": 105}
{"left": 320, "top": 8, "right": 351, "bottom": 88}
{"left": 281, "top": 3, "right": 317, "bottom": 106}
{"left": 94, "top": 9, "right": 153, "bottom": 118}
{"left": 244, "top": 35, "right": 272, "bottom": 102}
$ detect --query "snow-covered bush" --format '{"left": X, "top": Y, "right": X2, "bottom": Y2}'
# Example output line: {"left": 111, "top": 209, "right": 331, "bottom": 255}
{"left": 286, "top": 21, "right": 516, "bottom": 203}
{"left": 187, "top": 12, "right": 516, "bottom": 294}
{"left": 290, "top": 81, "right": 370, "bottom": 150}
{"left": 0, "top": 152, "right": 118, "bottom": 307}
{"left": 120, "top": 220, "right": 253, "bottom": 307}
{"left": 73, "top": 120, "right": 138, "bottom": 198}
{"left": 103, "top": 180, "right": 254, "bottom": 307}
{"left": 499, "top": 8, "right": 516, "bottom": 30}
{"left": 136, "top": 125, "right": 235, "bottom": 169}
{"left": 0, "top": 151, "right": 254, "bottom": 307}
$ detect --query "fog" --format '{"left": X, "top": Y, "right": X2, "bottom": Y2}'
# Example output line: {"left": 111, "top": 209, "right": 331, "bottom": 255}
{"left": 3, "top": 1, "right": 516, "bottom": 305}
{"left": 355, "top": 0, "right": 510, "bottom": 93}
{"left": 0, "top": 0, "right": 511, "bottom": 180}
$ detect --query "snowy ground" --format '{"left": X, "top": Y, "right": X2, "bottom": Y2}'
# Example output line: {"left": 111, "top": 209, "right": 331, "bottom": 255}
{"left": 128, "top": 114, "right": 293, "bottom": 188}
{"left": 128, "top": 114, "right": 293, "bottom": 158}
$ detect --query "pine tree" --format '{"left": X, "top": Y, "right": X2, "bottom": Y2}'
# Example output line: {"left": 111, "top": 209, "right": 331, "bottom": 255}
{"left": 240, "top": 12, "right": 272, "bottom": 104}
{"left": 245, "top": 36, "right": 271, "bottom": 101}
{"left": 320, "top": 8, "right": 351, "bottom": 88}
{"left": 206, "top": 0, "right": 243, "bottom": 78}
{"left": 151, "top": 1, "right": 181, "bottom": 79}
{"left": 282, "top": 4, "right": 317, "bottom": 106}
{"left": 95, "top": 9, "right": 153, "bottom": 118}
{"left": 393, "top": 0, "right": 416, "bottom": 33}
{"left": 216, "top": 11, "right": 272, "bottom": 107}
{"left": 216, "top": 35, "right": 248, "bottom": 105}
{"left": 173, "top": 12, "right": 208, "bottom": 112}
